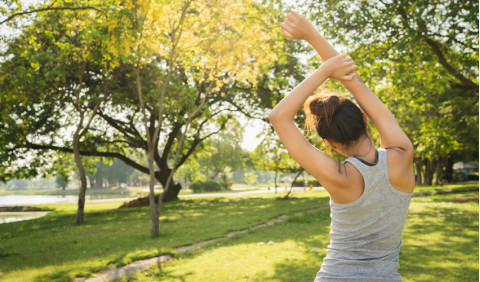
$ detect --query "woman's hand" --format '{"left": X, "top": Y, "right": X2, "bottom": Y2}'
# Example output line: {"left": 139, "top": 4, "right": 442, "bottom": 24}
{"left": 321, "top": 53, "right": 357, "bottom": 81}
{"left": 280, "top": 11, "right": 319, "bottom": 42}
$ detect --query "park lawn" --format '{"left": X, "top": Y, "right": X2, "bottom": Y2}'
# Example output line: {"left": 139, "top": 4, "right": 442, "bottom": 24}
{"left": 0, "top": 190, "right": 328, "bottom": 281}
{"left": 125, "top": 185, "right": 479, "bottom": 282}
{"left": 0, "top": 184, "right": 477, "bottom": 281}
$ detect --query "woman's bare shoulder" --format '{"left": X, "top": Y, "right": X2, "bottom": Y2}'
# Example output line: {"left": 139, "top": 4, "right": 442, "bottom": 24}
{"left": 325, "top": 162, "right": 364, "bottom": 204}
{"left": 385, "top": 147, "right": 415, "bottom": 193}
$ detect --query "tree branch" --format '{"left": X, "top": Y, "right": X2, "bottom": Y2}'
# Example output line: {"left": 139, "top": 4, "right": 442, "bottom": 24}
{"left": 422, "top": 36, "right": 478, "bottom": 93}
{"left": 394, "top": 0, "right": 478, "bottom": 93}
{"left": 25, "top": 142, "right": 149, "bottom": 174}
{"left": 177, "top": 115, "right": 230, "bottom": 168}
{"left": 97, "top": 110, "right": 142, "bottom": 144}
{"left": 1, "top": 6, "right": 104, "bottom": 25}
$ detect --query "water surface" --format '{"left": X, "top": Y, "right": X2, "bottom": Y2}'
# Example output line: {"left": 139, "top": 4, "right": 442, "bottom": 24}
{"left": 0, "top": 195, "right": 83, "bottom": 206}
{"left": 0, "top": 211, "right": 51, "bottom": 224}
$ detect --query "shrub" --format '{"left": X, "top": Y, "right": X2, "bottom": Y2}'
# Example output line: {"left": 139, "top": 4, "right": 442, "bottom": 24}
{"left": 219, "top": 180, "right": 233, "bottom": 190}
{"left": 189, "top": 180, "right": 223, "bottom": 193}
{"left": 189, "top": 181, "right": 204, "bottom": 193}
{"left": 291, "top": 178, "right": 321, "bottom": 187}
{"left": 203, "top": 180, "right": 222, "bottom": 192}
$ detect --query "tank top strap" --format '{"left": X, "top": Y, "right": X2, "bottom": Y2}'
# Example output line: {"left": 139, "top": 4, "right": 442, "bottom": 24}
{"left": 344, "top": 149, "right": 386, "bottom": 186}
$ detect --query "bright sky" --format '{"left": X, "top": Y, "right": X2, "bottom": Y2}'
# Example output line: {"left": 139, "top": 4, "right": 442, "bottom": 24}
{"left": 240, "top": 117, "right": 266, "bottom": 152}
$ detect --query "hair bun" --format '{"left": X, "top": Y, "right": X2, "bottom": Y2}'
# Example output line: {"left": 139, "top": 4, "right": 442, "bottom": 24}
{"left": 303, "top": 92, "right": 367, "bottom": 146}
{"left": 308, "top": 94, "right": 342, "bottom": 123}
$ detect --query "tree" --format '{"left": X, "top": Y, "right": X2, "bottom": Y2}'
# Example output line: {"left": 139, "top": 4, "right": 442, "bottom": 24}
{"left": 2, "top": 0, "right": 117, "bottom": 224}
{"left": 55, "top": 175, "right": 69, "bottom": 190}
{"left": 252, "top": 133, "right": 301, "bottom": 193}
{"left": 303, "top": 0, "right": 478, "bottom": 184}
{"left": 0, "top": 0, "right": 295, "bottom": 234}
{"left": 197, "top": 119, "right": 247, "bottom": 180}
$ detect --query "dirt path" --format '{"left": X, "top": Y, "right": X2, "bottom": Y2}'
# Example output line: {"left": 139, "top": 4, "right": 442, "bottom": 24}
{"left": 74, "top": 206, "right": 326, "bottom": 282}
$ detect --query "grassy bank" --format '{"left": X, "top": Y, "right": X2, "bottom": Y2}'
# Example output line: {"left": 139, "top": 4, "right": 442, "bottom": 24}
{"left": 0, "top": 184, "right": 477, "bottom": 281}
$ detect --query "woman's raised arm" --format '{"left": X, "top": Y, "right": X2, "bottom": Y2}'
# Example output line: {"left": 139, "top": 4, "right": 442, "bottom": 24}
{"left": 268, "top": 54, "right": 357, "bottom": 191}
{"left": 281, "top": 12, "right": 414, "bottom": 155}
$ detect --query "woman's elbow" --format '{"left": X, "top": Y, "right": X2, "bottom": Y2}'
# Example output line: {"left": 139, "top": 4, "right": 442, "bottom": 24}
{"left": 403, "top": 139, "right": 415, "bottom": 160}
{"left": 268, "top": 110, "right": 279, "bottom": 124}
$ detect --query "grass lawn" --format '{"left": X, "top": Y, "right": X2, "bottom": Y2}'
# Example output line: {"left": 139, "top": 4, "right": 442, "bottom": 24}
{"left": 0, "top": 191, "right": 327, "bottom": 281}
{"left": 0, "top": 184, "right": 477, "bottom": 281}
{"left": 127, "top": 184, "right": 479, "bottom": 282}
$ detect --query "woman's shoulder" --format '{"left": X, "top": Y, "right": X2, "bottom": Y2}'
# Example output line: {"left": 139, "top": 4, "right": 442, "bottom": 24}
{"left": 327, "top": 161, "right": 364, "bottom": 204}
{"left": 384, "top": 147, "right": 415, "bottom": 193}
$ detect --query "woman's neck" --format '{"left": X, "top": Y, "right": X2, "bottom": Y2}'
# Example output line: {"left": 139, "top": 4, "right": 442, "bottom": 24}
{"left": 348, "top": 137, "right": 377, "bottom": 163}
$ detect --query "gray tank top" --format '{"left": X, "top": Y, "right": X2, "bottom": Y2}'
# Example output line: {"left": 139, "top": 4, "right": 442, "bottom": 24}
{"left": 315, "top": 148, "right": 413, "bottom": 281}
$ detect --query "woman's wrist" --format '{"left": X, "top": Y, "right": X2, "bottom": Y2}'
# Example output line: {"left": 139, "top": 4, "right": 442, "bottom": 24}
{"left": 317, "top": 61, "right": 331, "bottom": 79}
{"left": 306, "top": 31, "right": 322, "bottom": 44}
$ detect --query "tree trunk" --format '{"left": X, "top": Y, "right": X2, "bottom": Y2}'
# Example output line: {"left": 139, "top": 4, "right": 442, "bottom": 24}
{"left": 415, "top": 158, "right": 423, "bottom": 185}
{"left": 445, "top": 157, "right": 454, "bottom": 182}
{"left": 117, "top": 172, "right": 182, "bottom": 208}
{"left": 284, "top": 169, "right": 303, "bottom": 199}
{"left": 88, "top": 175, "right": 95, "bottom": 190}
{"left": 147, "top": 150, "right": 159, "bottom": 237}
{"left": 74, "top": 131, "right": 87, "bottom": 225}
{"left": 435, "top": 158, "right": 445, "bottom": 184}
{"left": 423, "top": 158, "right": 438, "bottom": 186}
{"left": 163, "top": 183, "right": 181, "bottom": 202}
{"left": 95, "top": 173, "right": 103, "bottom": 189}
{"left": 274, "top": 169, "right": 278, "bottom": 194}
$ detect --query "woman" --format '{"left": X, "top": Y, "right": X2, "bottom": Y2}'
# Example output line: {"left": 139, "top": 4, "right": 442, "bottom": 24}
{"left": 269, "top": 12, "right": 415, "bottom": 281}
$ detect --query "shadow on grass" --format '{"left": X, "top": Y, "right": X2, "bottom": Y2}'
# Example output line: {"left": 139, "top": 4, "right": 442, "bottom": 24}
{"left": 146, "top": 208, "right": 332, "bottom": 281}
{"left": 145, "top": 192, "right": 478, "bottom": 282}
{"left": 432, "top": 195, "right": 478, "bottom": 203}
{"left": 0, "top": 194, "right": 329, "bottom": 281}
{"left": 399, "top": 196, "right": 478, "bottom": 281}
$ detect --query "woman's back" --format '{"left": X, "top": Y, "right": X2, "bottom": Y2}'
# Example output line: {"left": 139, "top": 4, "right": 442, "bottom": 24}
{"left": 315, "top": 149, "right": 413, "bottom": 281}
{"left": 271, "top": 11, "right": 415, "bottom": 281}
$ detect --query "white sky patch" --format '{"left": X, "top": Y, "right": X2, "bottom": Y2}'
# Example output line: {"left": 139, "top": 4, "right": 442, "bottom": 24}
{"left": 239, "top": 117, "right": 266, "bottom": 152}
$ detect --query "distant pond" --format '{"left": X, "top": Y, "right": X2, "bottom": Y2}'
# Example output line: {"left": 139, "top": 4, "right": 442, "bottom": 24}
{"left": 0, "top": 211, "right": 51, "bottom": 224}
{"left": 0, "top": 195, "right": 86, "bottom": 224}
{"left": 0, "top": 195, "right": 84, "bottom": 206}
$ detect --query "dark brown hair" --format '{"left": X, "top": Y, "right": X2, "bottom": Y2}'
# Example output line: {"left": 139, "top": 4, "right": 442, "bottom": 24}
{"left": 304, "top": 92, "right": 367, "bottom": 147}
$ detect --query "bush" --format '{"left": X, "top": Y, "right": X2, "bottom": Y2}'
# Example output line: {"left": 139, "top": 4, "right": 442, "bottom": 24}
{"left": 219, "top": 180, "right": 233, "bottom": 190}
{"left": 291, "top": 178, "right": 321, "bottom": 187}
{"left": 203, "top": 180, "right": 222, "bottom": 192}
{"left": 189, "top": 181, "right": 203, "bottom": 193}
{"left": 189, "top": 180, "right": 223, "bottom": 193}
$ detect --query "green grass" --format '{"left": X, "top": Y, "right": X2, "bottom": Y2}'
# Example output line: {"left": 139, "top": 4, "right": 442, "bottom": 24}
{"left": 413, "top": 182, "right": 478, "bottom": 194}
{"left": 0, "top": 184, "right": 477, "bottom": 281}
{"left": 127, "top": 184, "right": 479, "bottom": 282}
{"left": 0, "top": 191, "right": 328, "bottom": 281}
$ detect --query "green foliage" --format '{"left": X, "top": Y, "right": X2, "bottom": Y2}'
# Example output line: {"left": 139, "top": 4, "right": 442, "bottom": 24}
{"left": 0, "top": 0, "right": 296, "bottom": 194}
{"left": 196, "top": 119, "right": 248, "bottom": 180}
{"left": 242, "top": 171, "right": 258, "bottom": 186}
{"left": 301, "top": 0, "right": 479, "bottom": 184}
{"left": 55, "top": 175, "right": 69, "bottom": 190}
{"left": 189, "top": 179, "right": 223, "bottom": 193}
{"left": 218, "top": 173, "right": 233, "bottom": 190}
{"left": 291, "top": 178, "right": 321, "bottom": 187}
